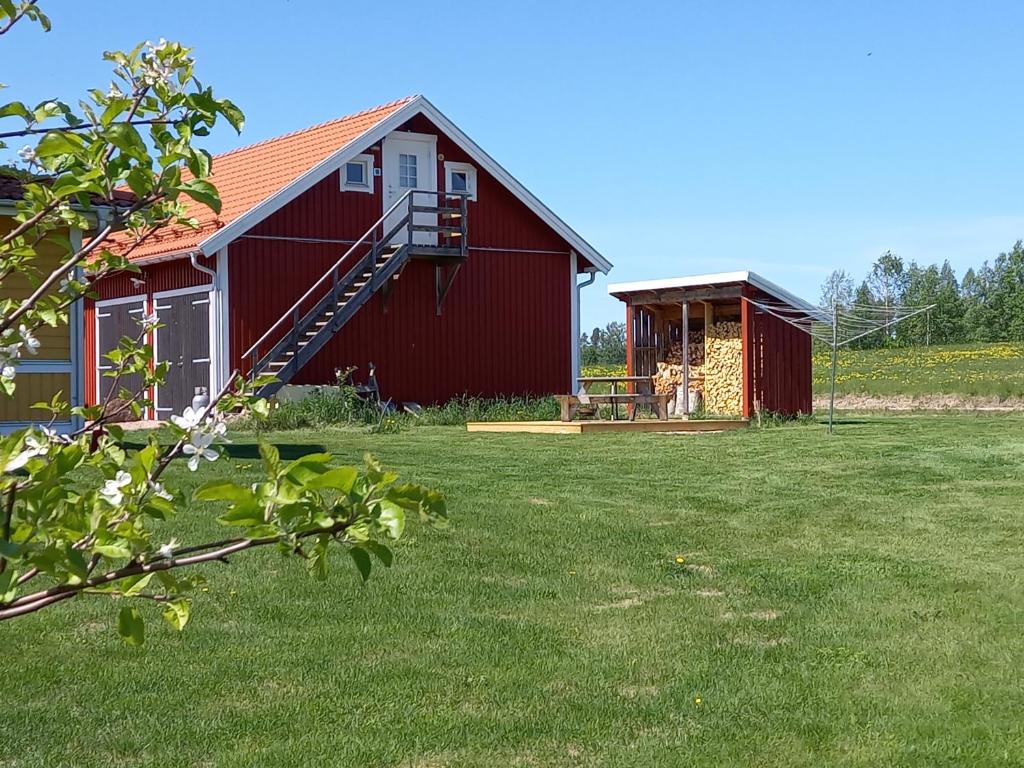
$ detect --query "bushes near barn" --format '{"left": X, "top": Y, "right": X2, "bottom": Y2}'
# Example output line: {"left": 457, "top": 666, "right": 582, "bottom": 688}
{"left": 246, "top": 390, "right": 560, "bottom": 432}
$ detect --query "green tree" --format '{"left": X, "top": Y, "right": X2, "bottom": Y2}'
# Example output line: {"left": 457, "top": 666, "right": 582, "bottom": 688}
{"left": 0, "top": 4, "right": 445, "bottom": 641}
{"left": 896, "top": 261, "right": 963, "bottom": 345}
{"left": 580, "top": 321, "right": 626, "bottom": 365}
{"left": 819, "top": 269, "right": 855, "bottom": 310}
{"left": 987, "top": 241, "right": 1024, "bottom": 341}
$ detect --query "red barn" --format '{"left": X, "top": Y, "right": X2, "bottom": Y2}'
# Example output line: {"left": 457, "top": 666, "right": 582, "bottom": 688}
{"left": 608, "top": 272, "right": 816, "bottom": 418}
{"left": 86, "top": 96, "right": 611, "bottom": 416}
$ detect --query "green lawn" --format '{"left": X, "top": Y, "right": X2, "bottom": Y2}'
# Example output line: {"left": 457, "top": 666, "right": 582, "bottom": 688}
{"left": 5, "top": 416, "right": 1024, "bottom": 766}
{"left": 813, "top": 342, "right": 1024, "bottom": 399}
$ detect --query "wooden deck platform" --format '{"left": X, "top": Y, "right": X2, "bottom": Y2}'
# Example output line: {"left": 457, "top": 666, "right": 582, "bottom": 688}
{"left": 465, "top": 419, "right": 749, "bottom": 435}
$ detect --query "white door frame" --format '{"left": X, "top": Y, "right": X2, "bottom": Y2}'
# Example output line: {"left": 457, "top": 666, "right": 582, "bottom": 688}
{"left": 151, "top": 284, "right": 216, "bottom": 417}
{"left": 382, "top": 130, "right": 438, "bottom": 245}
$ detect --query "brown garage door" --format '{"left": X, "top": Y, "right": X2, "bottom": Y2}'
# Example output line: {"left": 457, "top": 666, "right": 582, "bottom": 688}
{"left": 96, "top": 297, "right": 146, "bottom": 407}
{"left": 154, "top": 290, "right": 211, "bottom": 417}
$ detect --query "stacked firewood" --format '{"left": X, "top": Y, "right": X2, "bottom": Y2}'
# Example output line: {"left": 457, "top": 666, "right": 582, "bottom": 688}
{"left": 652, "top": 331, "right": 705, "bottom": 395}
{"left": 704, "top": 321, "right": 743, "bottom": 415}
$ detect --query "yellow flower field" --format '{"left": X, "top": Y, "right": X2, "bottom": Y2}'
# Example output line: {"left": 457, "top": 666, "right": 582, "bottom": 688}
{"left": 587, "top": 342, "right": 1024, "bottom": 399}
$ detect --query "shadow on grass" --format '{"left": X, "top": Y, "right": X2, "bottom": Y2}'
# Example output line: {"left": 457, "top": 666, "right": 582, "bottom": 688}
{"left": 122, "top": 441, "right": 327, "bottom": 460}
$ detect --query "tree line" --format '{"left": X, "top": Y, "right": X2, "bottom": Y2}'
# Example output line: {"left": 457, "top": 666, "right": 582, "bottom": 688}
{"left": 820, "top": 241, "right": 1024, "bottom": 348}
{"left": 580, "top": 322, "right": 626, "bottom": 365}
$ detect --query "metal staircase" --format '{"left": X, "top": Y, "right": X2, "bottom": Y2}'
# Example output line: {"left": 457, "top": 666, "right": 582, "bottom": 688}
{"left": 244, "top": 189, "right": 468, "bottom": 396}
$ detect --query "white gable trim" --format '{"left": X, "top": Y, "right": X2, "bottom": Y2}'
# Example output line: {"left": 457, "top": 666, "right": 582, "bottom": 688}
{"left": 608, "top": 270, "right": 821, "bottom": 316}
{"left": 414, "top": 98, "right": 611, "bottom": 273}
{"left": 197, "top": 96, "right": 611, "bottom": 274}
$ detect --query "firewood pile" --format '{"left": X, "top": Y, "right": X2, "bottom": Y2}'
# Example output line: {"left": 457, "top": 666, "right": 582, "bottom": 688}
{"left": 652, "top": 331, "right": 705, "bottom": 395}
{"left": 704, "top": 321, "right": 743, "bottom": 415}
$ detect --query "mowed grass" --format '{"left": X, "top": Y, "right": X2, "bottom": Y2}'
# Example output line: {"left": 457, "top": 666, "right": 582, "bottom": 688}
{"left": 813, "top": 342, "right": 1024, "bottom": 399}
{"left": 5, "top": 415, "right": 1024, "bottom": 766}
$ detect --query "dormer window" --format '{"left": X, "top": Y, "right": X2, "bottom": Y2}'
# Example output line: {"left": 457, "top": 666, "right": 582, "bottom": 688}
{"left": 341, "top": 154, "right": 374, "bottom": 193}
{"left": 444, "top": 161, "right": 477, "bottom": 201}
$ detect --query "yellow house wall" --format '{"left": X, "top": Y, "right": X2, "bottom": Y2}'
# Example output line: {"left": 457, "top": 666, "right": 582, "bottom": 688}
{"left": 0, "top": 214, "right": 82, "bottom": 429}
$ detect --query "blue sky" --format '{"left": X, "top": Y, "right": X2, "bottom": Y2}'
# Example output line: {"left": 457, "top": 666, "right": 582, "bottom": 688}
{"left": 4, "top": 1, "right": 1023, "bottom": 330}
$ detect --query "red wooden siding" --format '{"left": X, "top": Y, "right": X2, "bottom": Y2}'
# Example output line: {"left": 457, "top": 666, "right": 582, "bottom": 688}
{"left": 84, "top": 257, "right": 216, "bottom": 405}
{"left": 748, "top": 291, "right": 812, "bottom": 416}
{"left": 226, "top": 112, "right": 577, "bottom": 402}
{"left": 85, "top": 111, "right": 583, "bottom": 407}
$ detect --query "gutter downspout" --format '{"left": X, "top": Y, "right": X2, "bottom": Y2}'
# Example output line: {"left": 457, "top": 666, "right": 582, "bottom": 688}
{"left": 570, "top": 249, "right": 598, "bottom": 392}
{"left": 189, "top": 251, "right": 219, "bottom": 396}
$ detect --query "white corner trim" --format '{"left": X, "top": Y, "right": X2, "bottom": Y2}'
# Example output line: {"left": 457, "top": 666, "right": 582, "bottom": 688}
{"left": 341, "top": 153, "right": 375, "bottom": 194}
{"left": 216, "top": 247, "right": 231, "bottom": 389}
{"left": 195, "top": 95, "right": 612, "bottom": 274}
{"left": 569, "top": 251, "right": 580, "bottom": 392}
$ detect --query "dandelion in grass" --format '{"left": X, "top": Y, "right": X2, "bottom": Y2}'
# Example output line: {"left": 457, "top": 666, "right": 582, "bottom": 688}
{"left": 675, "top": 556, "right": 686, "bottom": 565}
{"left": 695, "top": 696, "right": 703, "bottom": 707}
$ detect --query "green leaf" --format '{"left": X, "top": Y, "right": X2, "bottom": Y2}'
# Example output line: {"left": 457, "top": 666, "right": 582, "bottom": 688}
{"left": 364, "top": 541, "right": 393, "bottom": 568}
{"left": 258, "top": 440, "right": 280, "bottom": 475}
{"left": 33, "top": 130, "right": 84, "bottom": 158}
{"left": 378, "top": 501, "right": 406, "bottom": 540}
{"left": 161, "top": 598, "right": 191, "bottom": 631}
{"left": 217, "top": 502, "right": 266, "bottom": 528}
{"left": 122, "top": 573, "right": 155, "bottom": 597}
{"left": 0, "top": 101, "right": 32, "bottom": 120}
{"left": 94, "top": 543, "right": 131, "bottom": 559}
{"left": 348, "top": 547, "right": 372, "bottom": 583}
{"left": 117, "top": 606, "right": 145, "bottom": 646}
{"left": 193, "top": 480, "right": 253, "bottom": 504}
{"left": 308, "top": 466, "right": 358, "bottom": 493}
{"left": 175, "top": 179, "right": 221, "bottom": 214}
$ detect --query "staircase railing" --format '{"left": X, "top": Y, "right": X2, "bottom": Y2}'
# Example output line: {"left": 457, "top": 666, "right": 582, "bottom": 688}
{"left": 243, "top": 188, "right": 469, "bottom": 379}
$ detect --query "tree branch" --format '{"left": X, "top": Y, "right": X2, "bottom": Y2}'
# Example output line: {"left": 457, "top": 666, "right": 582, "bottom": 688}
{"left": 0, "top": 518, "right": 356, "bottom": 620}
{"left": 0, "top": 0, "right": 38, "bottom": 36}
{"left": 0, "top": 484, "right": 15, "bottom": 575}
{"left": 0, "top": 118, "right": 172, "bottom": 140}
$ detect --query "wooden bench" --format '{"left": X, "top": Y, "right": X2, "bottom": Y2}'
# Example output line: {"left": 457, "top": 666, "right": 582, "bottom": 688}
{"left": 556, "top": 393, "right": 671, "bottom": 422}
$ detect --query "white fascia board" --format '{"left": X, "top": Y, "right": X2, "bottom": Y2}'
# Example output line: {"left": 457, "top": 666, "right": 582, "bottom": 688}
{"left": 608, "top": 270, "right": 819, "bottom": 315}
{"left": 415, "top": 97, "right": 612, "bottom": 274}
{"left": 196, "top": 96, "right": 612, "bottom": 274}
{"left": 197, "top": 98, "right": 426, "bottom": 257}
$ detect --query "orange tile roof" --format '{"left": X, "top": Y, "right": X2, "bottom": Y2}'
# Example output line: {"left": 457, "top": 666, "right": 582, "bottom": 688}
{"left": 112, "top": 96, "right": 416, "bottom": 262}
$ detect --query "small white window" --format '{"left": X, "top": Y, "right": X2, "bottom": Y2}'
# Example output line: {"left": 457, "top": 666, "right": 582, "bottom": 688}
{"left": 341, "top": 153, "right": 374, "bottom": 193}
{"left": 399, "top": 153, "right": 418, "bottom": 188}
{"left": 444, "top": 161, "right": 477, "bottom": 201}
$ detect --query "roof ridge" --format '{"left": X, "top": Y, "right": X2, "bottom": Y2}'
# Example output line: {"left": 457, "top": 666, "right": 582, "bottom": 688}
{"left": 211, "top": 95, "right": 418, "bottom": 161}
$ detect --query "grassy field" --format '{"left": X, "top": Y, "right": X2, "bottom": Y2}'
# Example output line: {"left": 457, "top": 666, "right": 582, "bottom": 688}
{"left": 5, "top": 415, "right": 1024, "bottom": 766}
{"left": 586, "top": 341, "right": 1024, "bottom": 401}
{"left": 813, "top": 342, "right": 1024, "bottom": 399}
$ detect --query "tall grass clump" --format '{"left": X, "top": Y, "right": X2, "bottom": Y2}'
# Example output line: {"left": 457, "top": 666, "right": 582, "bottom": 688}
{"left": 416, "top": 395, "right": 559, "bottom": 425}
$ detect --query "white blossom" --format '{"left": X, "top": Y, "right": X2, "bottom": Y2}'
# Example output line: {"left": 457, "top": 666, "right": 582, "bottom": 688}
{"left": 17, "top": 145, "right": 36, "bottom": 164}
{"left": 148, "top": 480, "right": 173, "bottom": 501}
{"left": 18, "top": 325, "right": 39, "bottom": 356}
{"left": 0, "top": 346, "right": 16, "bottom": 382}
{"left": 107, "top": 81, "right": 123, "bottom": 99}
{"left": 157, "top": 537, "right": 180, "bottom": 558}
{"left": 182, "top": 429, "right": 219, "bottom": 472}
{"left": 99, "top": 470, "right": 133, "bottom": 506}
{"left": 3, "top": 432, "right": 49, "bottom": 473}
{"left": 138, "top": 311, "right": 160, "bottom": 331}
{"left": 170, "top": 405, "right": 204, "bottom": 430}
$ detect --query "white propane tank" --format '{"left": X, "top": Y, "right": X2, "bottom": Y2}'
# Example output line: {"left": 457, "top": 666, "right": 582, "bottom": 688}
{"left": 191, "top": 386, "right": 209, "bottom": 412}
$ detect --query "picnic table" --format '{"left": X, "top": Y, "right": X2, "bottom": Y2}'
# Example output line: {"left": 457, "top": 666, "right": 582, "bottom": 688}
{"left": 555, "top": 375, "right": 670, "bottom": 422}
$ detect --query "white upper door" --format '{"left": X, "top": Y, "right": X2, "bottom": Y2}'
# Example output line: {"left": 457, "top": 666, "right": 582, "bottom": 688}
{"left": 382, "top": 132, "right": 437, "bottom": 246}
